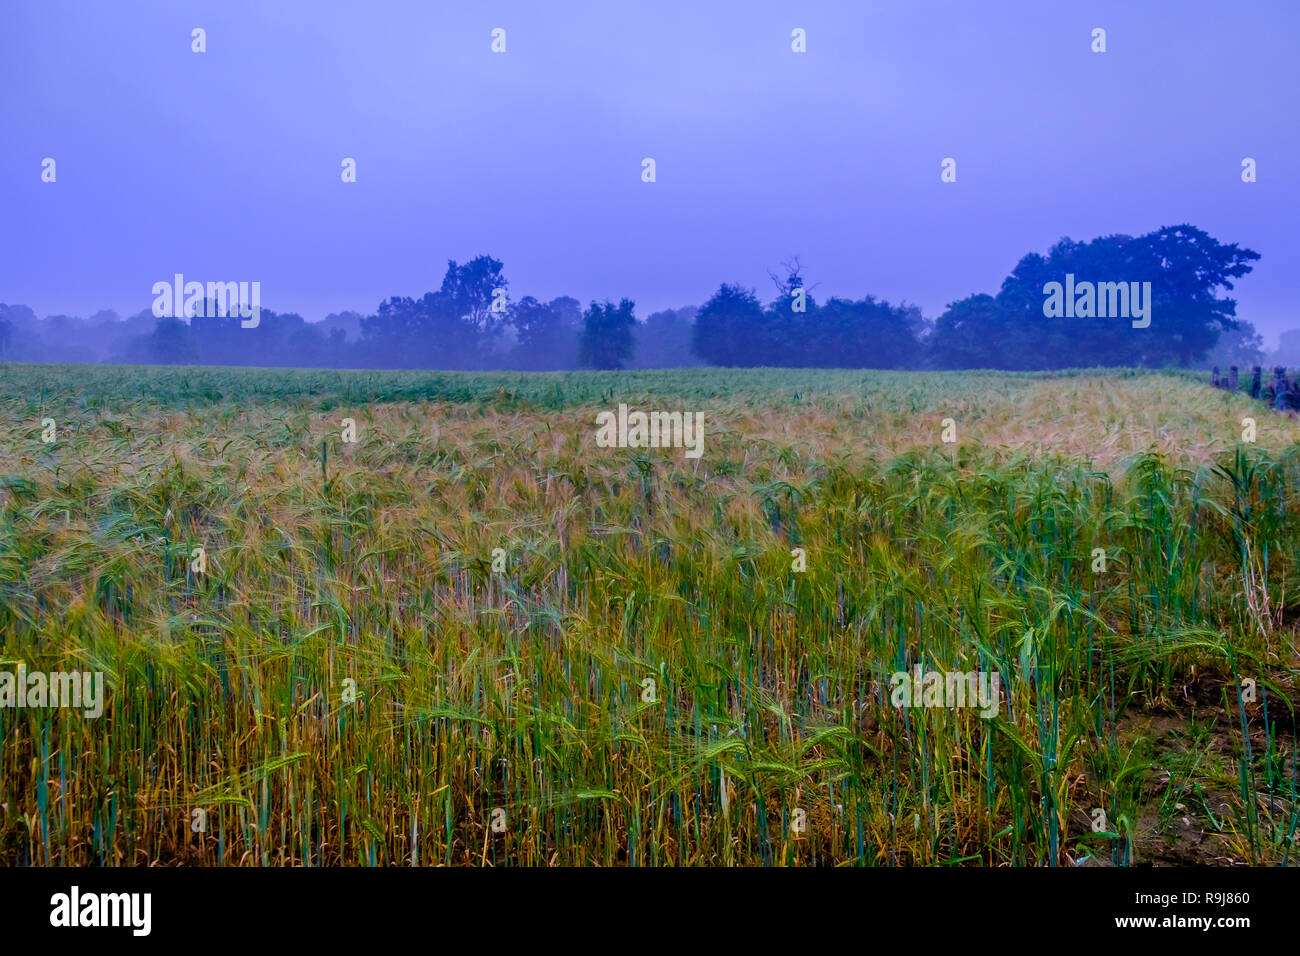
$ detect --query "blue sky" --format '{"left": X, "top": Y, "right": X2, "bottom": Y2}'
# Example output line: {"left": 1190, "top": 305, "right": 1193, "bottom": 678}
{"left": 2, "top": 0, "right": 1296, "bottom": 342}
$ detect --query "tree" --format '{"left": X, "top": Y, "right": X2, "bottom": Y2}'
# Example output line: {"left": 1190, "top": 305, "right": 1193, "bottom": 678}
{"left": 634, "top": 306, "right": 700, "bottom": 368}
{"left": 692, "top": 284, "right": 765, "bottom": 365}
{"left": 360, "top": 255, "right": 509, "bottom": 369}
{"left": 509, "top": 295, "right": 581, "bottom": 370}
{"left": 1127, "top": 224, "right": 1258, "bottom": 366}
{"left": 1272, "top": 329, "right": 1300, "bottom": 367}
{"left": 805, "top": 296, "right": 920, "bottom": 368}
{"left": 930, "top": 294, "right": 1021, "bottom": 370}
{"left": 0, "top": 304, "right": 40, "bottom": 362}
{"left": 933, "top": 225, "right": 1259, "bottom": 369}
{"left": 1204, "top": 319, "right": 1264, "bottom": 370}
{"left": 440, "top": 255, "right": 510, "bottom": 350}
{"left": 579, "top": 299, "right": 637, "bottom": 369}
{"left": 149, "top": 317, "right": 199, "bottom": 364}
{"left": 762, "top": 260, "right": 817, "bottom": 366}
{"left": 188, "top": 298, "right": 245, "bottom": 365}
{"left": 0, "top": 318, "right": 11, "bottom": 359}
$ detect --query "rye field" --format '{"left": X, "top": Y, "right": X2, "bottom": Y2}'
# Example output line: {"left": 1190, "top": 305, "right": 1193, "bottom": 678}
{"left": 1, "top": 363, "right": 1298, "bottom": 867}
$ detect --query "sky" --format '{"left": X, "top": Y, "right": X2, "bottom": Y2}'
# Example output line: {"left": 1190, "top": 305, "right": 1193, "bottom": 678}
{"left": 2, "top": 0, "right": 1297, "bottom": 344}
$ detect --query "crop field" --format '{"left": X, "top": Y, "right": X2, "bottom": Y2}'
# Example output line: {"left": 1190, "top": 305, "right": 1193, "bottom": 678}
{"left": 1, "top": 362, "right": 1298, "bottom": 867}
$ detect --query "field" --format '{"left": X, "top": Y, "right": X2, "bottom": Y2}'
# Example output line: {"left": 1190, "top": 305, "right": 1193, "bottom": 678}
{"left": 1, "top": 363, "right": 1298, "bottom": 866}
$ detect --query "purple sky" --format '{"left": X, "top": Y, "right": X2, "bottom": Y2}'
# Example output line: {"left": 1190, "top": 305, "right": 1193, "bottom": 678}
{"left": 3, "top": 1, "right": 1296, "bottom": 343}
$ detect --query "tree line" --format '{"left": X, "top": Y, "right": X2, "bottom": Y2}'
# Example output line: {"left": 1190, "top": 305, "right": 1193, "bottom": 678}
{"left": 0, "top": 223, "right": 1264, "bottom": 371}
